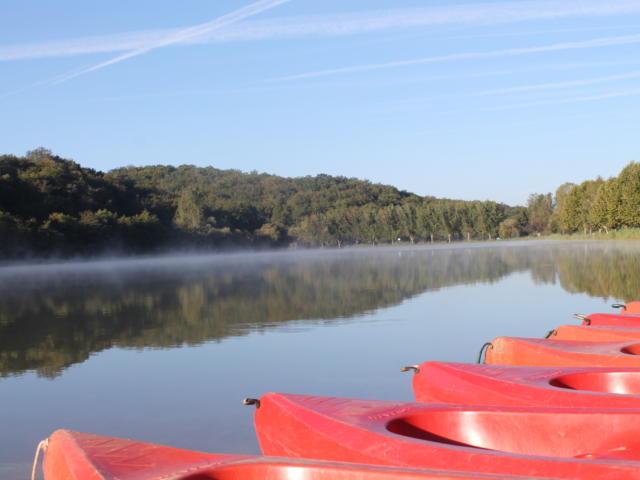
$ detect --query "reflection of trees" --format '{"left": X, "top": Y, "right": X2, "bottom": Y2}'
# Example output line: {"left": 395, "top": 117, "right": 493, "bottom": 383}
{"left": 555, "top": 243, "right": 640, "bottom": 301}
{"left": 2, "top": 243, "right": 640, "bottom": 378}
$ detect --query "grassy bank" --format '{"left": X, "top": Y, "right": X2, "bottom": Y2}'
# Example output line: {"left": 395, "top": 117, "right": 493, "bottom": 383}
{"left": 544, "top": 228, "right": 640, "bottom": 241}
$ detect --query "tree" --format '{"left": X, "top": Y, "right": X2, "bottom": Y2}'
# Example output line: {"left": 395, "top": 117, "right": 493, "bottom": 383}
{"left": 577, "top": 178, "right": 603, "bottom": 234}
{"left": 376, "top": 206, "right": 401, "bottom": 243}
{"left": 499, "top": 217, "right": 521, "bottom": 238}
{"left": 417, "top": 201, "right": 439, "bottom": 243}
{"left": 256, "top": 223, "right": 286, "bottom": 242}
{"left": 616, "top": 162, "right": 640, "bottom": 227}
{"left": 558, "top": 186, "right": 583, "bottom": 233}
{"left": 358, "top": 205, "right": 382, "bottom": 245}
{"left": 474, "top": 201, "right": 505, "bottom": 240}
{"left": 550, "top": 183, "right": 575, "bottom": 233}
{"left": 526, "top": 193, "right": 553, "bottom": 234}
{"left": 397, "top": 203, "right": 418, "bottom": 243}
{"left": 173, "top": 188, "right": 204, "bottom": 232}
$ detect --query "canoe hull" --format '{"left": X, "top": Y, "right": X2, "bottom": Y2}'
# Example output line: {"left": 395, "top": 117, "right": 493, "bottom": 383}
{"left": 485, "top": 336, "right": 640, "bottom": 367}
{"left": 581, "top": 313, "right": 640, "bottom": 327}
{"left": 553, "top": 324, "right": 640, "bottom": 342}
{"left": 43, "top": 429, "right": 243, "bottom": 480}
{"left": 254, "top": 392, "right": 640, "bottom": 480}
{"left": 43, "top": 429, "right": 542, "bottom": 480}
{"left": 411, "top": 361, "right": 640, "bottom": 407}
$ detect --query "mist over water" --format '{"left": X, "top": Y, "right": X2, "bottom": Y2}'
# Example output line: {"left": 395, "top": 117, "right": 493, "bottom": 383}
{"left": 1, "top": 240, "right": 640, "bottom": 478}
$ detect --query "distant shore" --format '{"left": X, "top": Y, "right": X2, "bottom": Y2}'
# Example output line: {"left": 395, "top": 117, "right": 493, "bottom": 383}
{"left": 4, "top": 232, "right": 640, "bottom": 267}
{"left": 542, "top": 228, "right": 640, "bottom": 241}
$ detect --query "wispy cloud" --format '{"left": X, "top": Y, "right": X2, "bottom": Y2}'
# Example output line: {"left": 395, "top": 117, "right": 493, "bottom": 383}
{"left": 50, "top": 0, "right": 291, "bottom": 84}
{"left": 386, "top": 86, "right": 640, "bottom": 116}
{"left": 3, "top": 0, "right": 640, "bottom": 62}
{"left": 480, "top": 88, "right": 640, "bottom": 111}
{"left": 476, "top": 71, "right": 640, "bottom": 96}
{"left": 272, "top": 34, "right": 640, "bottom": 82}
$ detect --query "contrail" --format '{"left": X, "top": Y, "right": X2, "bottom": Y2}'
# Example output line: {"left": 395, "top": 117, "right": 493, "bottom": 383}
{"left": 3, "top": 0, "right": 640, "bottom": 62}
{"left": 478, "top": 87, "right": 640, "bottom": 111}
{"left": 52, "top": 0, "right": 291, "bottom": 85}
{"left": 476, "top": 70, "right": 640, "bottom": 96}
{"left": 272, "top": 33, "right": 640, "bottom": 82}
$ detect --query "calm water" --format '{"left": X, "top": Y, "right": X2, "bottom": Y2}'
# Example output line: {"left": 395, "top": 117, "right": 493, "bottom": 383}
{"left": 2, "top": 240, "right": 640, "bottom": 478}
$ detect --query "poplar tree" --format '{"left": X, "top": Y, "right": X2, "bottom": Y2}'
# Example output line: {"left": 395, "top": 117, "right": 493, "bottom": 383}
{"left": 173, "top": 188, "right": 204, "bottom": 232}
{"left": 616, "top": 162, "right": 640, "bottom": 227}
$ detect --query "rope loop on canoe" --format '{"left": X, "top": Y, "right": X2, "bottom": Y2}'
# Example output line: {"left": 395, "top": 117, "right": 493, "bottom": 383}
{"left": 572, "top": 313, "right": 590, "bottom": 325}
{"left": 400, "top": 365, "right": 420, "bottom": 374}
{"left": 31, "top": 438, "right": 48, "bottom": 480}
{"left": 545, "top": 329, "right": 557, "bottom": 339}
{"left": 612, "top": 303, "right": 625, "bottom": 309}
{"left": 476, "top": 342, "right": 493, "bottom": 364}
{"left": 243, "top": 398, "right": 260, "bottom": 408}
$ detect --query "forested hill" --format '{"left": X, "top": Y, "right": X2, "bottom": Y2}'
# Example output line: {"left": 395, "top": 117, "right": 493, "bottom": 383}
{"left": 1, "top": 148, "right": 636, "bottom": 258}
{"left": 0, "top": 148, "right": 526, "bottom": 257}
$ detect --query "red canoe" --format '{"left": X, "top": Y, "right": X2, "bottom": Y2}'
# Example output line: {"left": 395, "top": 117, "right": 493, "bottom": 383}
{"left": 550, "top": 324, "right": 640, "bottom": 342}
{"left": 577, "top": 313, "right": 640, "bottom": 327}
{"left": 42, "top": 429, "right": 543, "bottom": 480}
{"left": 614, "top": 301, "right": 640, "bottom": 314}
{"left": 484, "top": 337, "right": 640, "bottom": 366}
{"left": 409, "top": 361, "right": 640, "bottom": 407}
{"left": 253, "top": 392, "right": 640, "bottom": 479}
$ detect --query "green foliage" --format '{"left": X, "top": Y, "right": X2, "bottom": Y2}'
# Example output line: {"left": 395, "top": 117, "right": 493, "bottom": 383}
{"left": 616, "top": 162, "right": 640, "bottom": 227}
{"left": 0, "top": 150, "right": 526, "bottom": 257}
{"left": 549, "top": 182, "right": 575, "bottom": 233}
{"left": 256, "top": 223, "right": 286, "bottom": 242}
{"left": 548, "top": 162, "right": 640, "bottom": 236}
{"left": 16, "top": 149, "right": 640, "bottom": 256}
{"left": 499, "top": 207, "right": 528, "bottom": 238}
{"left": 173, "top": 188, "right": 204, "bottom": 232}
{"left": 526, "top": 193, "right": 553, "bottom": 234}
{"left": 558, "top": 185, "right": 583, "bottom": 233}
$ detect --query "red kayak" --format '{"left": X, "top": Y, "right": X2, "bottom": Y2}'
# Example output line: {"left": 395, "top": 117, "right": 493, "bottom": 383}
{"left": 550, "top": 324, "right": 640, "bottom": 342}
{"left": 577, "top": 313, "right": 640, "bottom": 327}
{"left": 614, "top": 301, "right": 640, "bottom": 314}
{"left": 253, "top": 392, "right": 640, "bottom": 479}
{"left": 569, "top": 302, "right": 640, "bottom": 326}
{"left": 43, "top": 429, "right": 240, "bottom": 480}
{"left": 408, "top": 361, "right": 640, "bottom": 407}
{"left": 42, "top": 429, "right": 542, "bottom": 480}
{"left": 484, "top": 337, "right": 640, "bottom": 366}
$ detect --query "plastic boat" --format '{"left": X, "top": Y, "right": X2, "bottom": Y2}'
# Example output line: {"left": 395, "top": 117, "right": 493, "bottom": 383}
{"left": 252, "top": 392, "right": 640, "bottom": 479}
{"left": 41, "top": 429, "right": 544, "bottom": 480}
{"left": 613, "top": 301, "right": 640, "bottom": 314}
{"left": 483, "top": 337, "right": 640, "bottom": 366}
{"left": 550, "top": 324, "right": 640, "bottom": 342}
{"left": 576, "top": 313, "right": 640, "bottom": 327}
{"left": 408, "top": 361, "right": 640, "bottom": 407}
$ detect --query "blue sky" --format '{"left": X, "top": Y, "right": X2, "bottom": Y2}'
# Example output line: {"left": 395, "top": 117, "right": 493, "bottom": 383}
{"left": 2, "top": 0, "right": 640, "bottom": 205}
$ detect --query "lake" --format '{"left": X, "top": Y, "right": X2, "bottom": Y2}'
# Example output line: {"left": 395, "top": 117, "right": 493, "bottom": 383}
{"left": 2, "top": 240, "right": 639, "bottom": 479}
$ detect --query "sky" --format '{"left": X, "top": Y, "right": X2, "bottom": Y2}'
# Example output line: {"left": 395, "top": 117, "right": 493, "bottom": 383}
{"left": 2, "top": 0, "right": 640, "bottom": 205}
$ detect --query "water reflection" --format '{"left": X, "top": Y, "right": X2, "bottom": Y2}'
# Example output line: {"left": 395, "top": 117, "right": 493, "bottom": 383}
{"left": 1, "top": 241, "right": 639, "bottom": 378}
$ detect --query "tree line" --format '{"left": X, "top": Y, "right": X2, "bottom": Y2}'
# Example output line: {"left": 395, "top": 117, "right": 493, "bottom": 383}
{"left": 549, "top": 162, "right": 640, "bottom": 234}
{"left": 0, "top": 148, "right": 637, "bottom": 257}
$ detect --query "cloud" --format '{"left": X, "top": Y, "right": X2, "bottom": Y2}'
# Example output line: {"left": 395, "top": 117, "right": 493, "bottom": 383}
{"left": 476, "top": 71, "right": 640, "bottom": 96}
{"left": 50, "top": 0, "right": 291, "bottom": 84}
{"left": 481, "top": 87, "right": 640, "bottom": 111}
{"left": 272, "top": 34, "right": 640, "bottom": 82}
{"left": 3, "top": 0, "right": 640, "bottom": 62}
